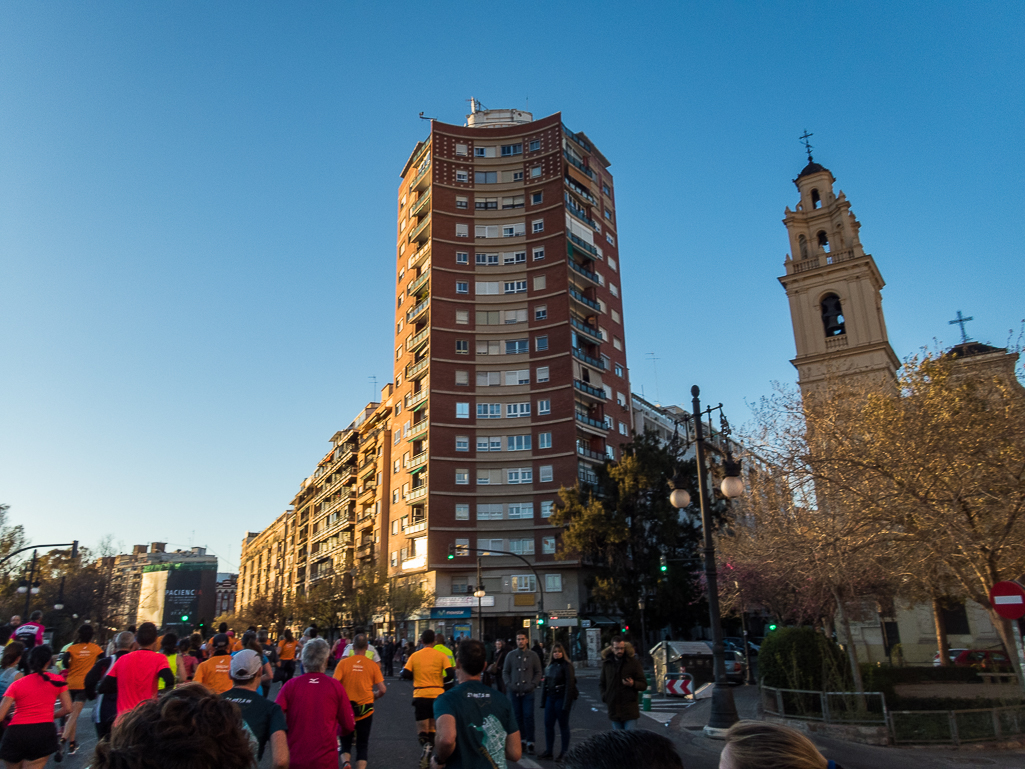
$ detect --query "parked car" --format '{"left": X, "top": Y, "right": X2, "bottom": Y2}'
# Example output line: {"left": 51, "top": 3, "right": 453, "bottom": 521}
{"left": 723, "top": 637, "right": 759, "bottom": 656}
{"left": 932, "top": 648, "right": 968, "bottom": 666}
{"left": 724, "top": 650, "right": 747, "bottom": 683}
{"left": 952, "top": 649, "right": 1012, "bottom": 671}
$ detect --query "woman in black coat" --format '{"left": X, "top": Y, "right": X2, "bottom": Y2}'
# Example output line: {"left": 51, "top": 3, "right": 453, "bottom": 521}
{"left": 539, "top": 643, "right": 578, "bottom": 760}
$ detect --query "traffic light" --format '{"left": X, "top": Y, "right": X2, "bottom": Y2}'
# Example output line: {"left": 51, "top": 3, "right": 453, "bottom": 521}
{"left": 621, "top": 625, "right": 629, "bottom": 633}
{"left": 181, "top": 614, "right": 189, "bottom": 622}
{"left": 659, "top": 555, "right": 667, "bottom": 573}
{"left": 768, "top": 623, "right": 778, "bottom": 632}
{"left": 447, "top": 543, "right": 455, "bottom": 560}
{"left": 536, "top": 614, "right": 545, "bottom": 627}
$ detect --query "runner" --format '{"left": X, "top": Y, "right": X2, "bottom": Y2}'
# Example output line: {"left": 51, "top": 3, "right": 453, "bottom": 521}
{"left": 333, "top": 634, "right": 386, "bottom": 769}
{"left": 84, "top": 631, "right": 135, "bottom": 740}
{"left": 433, "top": 634, "right": 456, "bottom": 671}
{"left": 176, "top": 638, "right": 199, "bottom": 683}
{"left": 59, "top": 625, "right": 103, "bottom": 754}
{"left": 258, "top": 630, "right": 277, "bottom": 697}
{"left": 12, "top": 612, "right": 44, "bottom": 659}
{"left": 400, "top": 629, "right": 455, "bottom": 769}
{"left": 276, "top": 629, "right": 298, "bottom": 683}
{"left": 0, "top": 645, "right": 72, "bottom": 768}
{"left": 157, "top": 632, "right": 178, "bottom": 691}
{"left": 430, "top": 639, "right": 521, "bottom": 769}
{"left": 97, "top": 622, "right": 174, "bottom": 718}
{"left": 222, "top": 650, "right": 288, "bottom": 769}
{"left": 276, "top": 638, "right": 354, "bottom": 769}
{"left": 236, "top": 633, "right": 272, "bottom": 692}
{"left": 194, "top": 633, "right": 233, "bottom": 694}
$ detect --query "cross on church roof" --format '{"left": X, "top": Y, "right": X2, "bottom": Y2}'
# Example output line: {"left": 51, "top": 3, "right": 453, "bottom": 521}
{"left": 948, "top": 310, "right": 974, "bottom": 344}
{"left": 799, "top": 130, "right": 814, "bottom": 162}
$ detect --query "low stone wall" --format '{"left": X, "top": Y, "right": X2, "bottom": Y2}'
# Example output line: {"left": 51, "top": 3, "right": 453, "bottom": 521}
{"left": 894, "top": 682, "right": 1021, "bottom": 699}
{"left": 764, "top": 715, "right": 891, "bottom": 746}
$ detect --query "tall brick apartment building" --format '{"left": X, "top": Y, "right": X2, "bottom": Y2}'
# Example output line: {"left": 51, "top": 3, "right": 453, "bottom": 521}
{"left": 391, "top": 104, "right": 632, "bottom": 641}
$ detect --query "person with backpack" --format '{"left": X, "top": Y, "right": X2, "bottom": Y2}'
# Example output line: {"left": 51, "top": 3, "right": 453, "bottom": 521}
{"left": 0, "top": 645, "right": 71, "bottom": 766}
{"left": 12, "top": 612, "right": 44, "bottom": 658}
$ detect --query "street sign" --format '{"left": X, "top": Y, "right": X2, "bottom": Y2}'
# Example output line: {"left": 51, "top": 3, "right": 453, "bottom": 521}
{"left": 664, "top": 676, "right": 692, "bottom": 697}
{"left": 990, "top": 581, "right": 1025, "bottom": 620}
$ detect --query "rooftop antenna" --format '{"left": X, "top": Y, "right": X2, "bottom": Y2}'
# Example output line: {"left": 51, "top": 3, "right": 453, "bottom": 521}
{"left": 646, "top": 352, "right": 661, "bottom": 403}
{"left": 369, "top": 375, "right": 378, "bottom": 401}
{"left": 948, "top": 310, "right": 974, "bottom": 344}
{"left": 467, "top": 97, "right": 487, "bottom": 114}
{"left": 418, "top": 111, "right": 435, "bottom": 121}
{"left": 799, "top": 129, "right": 814, "bottom": 162}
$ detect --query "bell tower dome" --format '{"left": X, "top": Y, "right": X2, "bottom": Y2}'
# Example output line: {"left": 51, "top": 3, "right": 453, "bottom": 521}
{"left": 778, "top": 155, "right": 899, "bottom": 392}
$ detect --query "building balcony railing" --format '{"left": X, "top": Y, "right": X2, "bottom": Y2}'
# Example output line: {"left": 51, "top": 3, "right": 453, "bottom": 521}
{"left": 578, "top": 467, "right": 599, "bottom": 485}
{"left": 575, "top": 411, "right": 607, "bottom": 430}
{"left": 568, "top": 259, "right": 599, "bottom": 286}
{"left": 564, "top": 150, "right": 594, "bottom": 179}
{"left": 407, "top": 242, "right": 430, "bottom": 271}
{"left": 359, "top": 482, "right": 377, "bottom": 498}
{"left": 574, "top": 379, "right": 607, "bottom": 400}
{"left": 405, "top": 388, "right": 428, "bottom": 410}
{"left": 357, "top": 543, "right": 376, "bottom": 559}
{"left": 408, "top": 212, "right": 431, "bottom": 243}
{"left": 357, "top": 458, "right": 375, "bottom": 474}
{"left": 403, "top": 519, "right": 427, "bottom": 534}
{"left": 566, "top": 198, "right": 597, "bottom": 229}
{"left": 565, "top": 176, "right": 596, "bottom": 205}
{"left": 406, "top": 485, "right": 427, "bottom": 503}
{"left": 572, "top": 347, "right": 606, "bottom": 370}
{"left": 568, "top": 232, "right": 599, "bottom": 258}
{"left": 563, "top": 125, "right": 592, "bottom": 153}
{"left": 407, "top": 270, "right": 430, "bottom": 297}
{"left": 408, "top": 450, "right": 428, "bottom": 470}
{"left": 411, "top": 191, "right": 431, "bottom": 218}
{"left": 568, "top": 287, "right": 601, "bottom": 312}
{"left": 577, "top": 444, "right": 606, "bottom": 462}
{"left": 406, "top": 327, "right": 430, "bottom": 353}
{"left": 406, "top": 297, "right": 430, "bottom": 323}
{"left": 570, "top": 316, "right": 602, "bottom": 343}
{"left": 411, "top": 158, "right": 431, "bottom": 191}
{"left": 405, "top": 357, "right": 429, "bottom": 380}
{"left": 407, "top": 419, "right": 429, "bottom": 441}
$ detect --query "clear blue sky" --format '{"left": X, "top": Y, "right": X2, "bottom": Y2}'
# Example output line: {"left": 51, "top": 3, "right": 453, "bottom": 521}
{"left": 3, "top": 2, "right": 1022, "bottom": 572}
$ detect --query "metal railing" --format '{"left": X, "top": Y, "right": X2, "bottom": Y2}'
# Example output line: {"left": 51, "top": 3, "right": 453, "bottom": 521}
{"left": 407, "top": 270, "right": 430, "bottom": 296}
{"left": 570, "top": 316, "right": 602, "bottom": 341}
{"left": 761, "top": 686, "right": 888, "bottom": 725}
{"left": 406, "top": 298, "right": 430, "bottom": 323}
{"left": 574, "top": 379, "right": 606, "bottom": 399}
{"left": 890, "top": 705, "right": 1025, "bottom": 745}
{"left": 568, "top": 287, "right": 600, "bottom": 312}
{"left": 572, "top": 347, "right": 606, "bottom": 370}
{"left": 406, "top": 327, "right": 430, "bottom": 352}
{"left": 411, "top": 192, "right": 431, "bottom": 218}
{"left": 405, "top": 388, "right": 428, "bottom": 408}
{"left": 569, "top": 259, "right": 599, "bottom": 285}
{"left": 568, "top": 232, "right": 599, "bottom": 257}
{"left": 408, "top": 212, "right": 431, "bottom": 242}
{"left": 564, "top": 150, "right": 594, "bottom": 179}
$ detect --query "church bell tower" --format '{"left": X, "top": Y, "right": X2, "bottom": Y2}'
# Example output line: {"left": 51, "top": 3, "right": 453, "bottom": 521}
{"left": 778, "top": 151, "right": 899, "bottom": 393}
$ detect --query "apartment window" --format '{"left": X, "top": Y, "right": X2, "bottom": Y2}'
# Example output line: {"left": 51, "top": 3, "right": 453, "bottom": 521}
{"left": 455, "top": 504, "right": 470, "bottom": 520}
{"left": 607, "top": 232, "right": 615, "bottom": 245}
{"left": 613, "top": 336, "right": 623, "bottom": 351}
{"left": 506, "top": 339, "right": 528, "bottom": 355}
{"left": 611, "top": 309, "right": 621, "bottom": 324}
{"left": 609, "top": 256, "right": 618, "bottom": 271}
{"left": 455, "top": 339, "right": 469, "bottom": 355}
{"left": 539, "top": 431, "right": 552, "bottom": 449}
{"left": 605, "top": 208, "right": 612, "bottom": 220}
{"left": 507, "top": 467, "right": 533, "bottom": 484}
{"left": 538, "top": 399, "right": 551, "bottom": 415}
{"left": 456, "top": 170, "right": 468, "bottom": 182}
{"left": 504, "top": 281, "right": 527, "bottom": 294}
{"left": 541, "top": 500, "right": 554, "bottom": 518}
{"left": 531, "top": 191, "right": 543, "bottom": 205}
{"left": 599, "top": 326, "right": 609, "bottom": 342}
{"left": 477, "top": 403, "right": 502, "bottom": 419}
{"left": 502, "top": 223, "right": 526, "bottom": 237}
{"left": 451, "top": 577, "right": 468, "bottom": 594}
{"left": 619, "top": 421, "right": 629, "bottom": 436}
{"left": 529, "top": 139, "right": 541, "bottom": 151}
{"left": 456, "top": 402, "right": 469, "bottom": 419}
{"left": 475, "top": 197, "right": 498, "bottom": 211}
{"left": 615, "top": 363, "right": 624, "bottom": 377}
{"left": 504, "top": 309, "right": 527, "bottom": 324}
{"left": 456, "top": 436, "right": 469, "bottom": 452}
{"left": 392, "top": 520, "right": 399, "bottom": 535}
{"left": 545, "top": 574, "right": 563, "bottom": 592}
{"left": 455, "top": 538, "right": 471, "bottom": 556}
{"left": 503, "top": 251, "right": 526, "bottom": 264}
{"left": 477, "top": 469, "right": 503, "bottom": 485}
{"left": 504, "top": 369, "right": 529, "bottom": 385}
{"left": 506, "top": 402, "right": 531, "bottom": 418}
{"left": 476, "top": 281, "right": 500, "bottom": 295}
{"left": 508, "top": 503, "right": 534, "bottom": 519}
{"left": 616, "top": 391, "right": 626, "bottom": 407}
{"left": 502, "top": 195, "right": 524, "bottom": 209}
{"left": 455, "top": 143, "right": 468, "bottom": 156}
{"left": 533, "top": 275, "right": 546, "bottom": 290}
{"left": 456, "top": 370, "right": 469, "bottom": 386}
{"left": 456, "top": 196, "right": 468, "bottom": 209}
{"left": 535, "top": 335, "right": 548, "bottom": 351}
{"left": 394, "top": 459, "right": 401, "bottom": 473}
{"left": 598, "top": 298, "right": 607, "bottom": 313}
{"left": 477, "top": 436, "right": 502, "bottom": 452}
{"left": 456, "top": 310, "right": 469, "bottom": 325}
{"left": 456, "top": 281, "right": 469, "bottom": 294}
{"left": 512, "top": 170, "right": 524, "bottom": 182}
{"left": 534, "top": 305, "right": 547, "bottom": 321}
{"left": 532, "top": 219, "right": 544, "bottom": 233}
{"left": 477, "top": 371, "right": 501, "bottom": 386}
{"left": 530, "top": 166, "right": 541, "bottom": 178}
{"left": 533, "top": 246, "right": 545, "bottom": 261}
{"left": 394, "top": 430, "right": 401, "bottom": 445}
{"left": 477, "top": 503, "right": 503, "bottom": 520}
{"left": 536, "top": 366, "right": 549, "bottom": 383}
{"left": 396, "top": 345, "right": 402, "bottom": 361}
{"left": 606, "top": 445, "right": 616, "bottom": 460}
{"left": 477, "top": 538, "right": 503, "bottom": 555}
{"left": 509, "top": 538, "right": 535, "bottom": 555}
{"left": 474, "top": 171, "right": 498, "bottom": 184}
{"left": 507, "top": 435, "right": 532, "bottom": 451}
{"left": 476, "top": 340, "right": 501, "bottom": 355}
{"left": 476, "top": 252, "right": 499, "bottom": 266}
{"left": 610, "top": 283, "right": 619, "bottom": 298}
{"left": 455, "top": 224, "right": 469, "bottom": 238}
{"left": 391, "top": 551, "right": 398, "bottom": 567}
{"left": 397, "top": 321, "right": 403, "bottom": 334}
{"left": 455, "top": 469, "right": 469, "bottom": 485}
{"left": 512, "top": 573, "right": 536, "bottom": 591}
{"left": 596, "top": 271, "right": 605, "bottom": 286}
{"left": 542, "top": 536, "right": 556, "bottom": 554}
{"left": 403, "top": 419, "right": 411, "bottom": 436}
{"left": 501, "top": 143, "right": 522, "bottom": 156}
{"left": 540, "top": 465, "right": 553, "bottom": 482}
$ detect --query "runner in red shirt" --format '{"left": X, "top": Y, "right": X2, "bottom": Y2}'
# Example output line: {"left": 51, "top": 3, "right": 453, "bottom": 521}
{"left": 0, "top": 645, "right": 72, "bottom": 766}
{"left": 97, "top": 622, "right": 174, "bottom": 718}
{"left": 276, "top": 638, "right": 354, "bottom": 769}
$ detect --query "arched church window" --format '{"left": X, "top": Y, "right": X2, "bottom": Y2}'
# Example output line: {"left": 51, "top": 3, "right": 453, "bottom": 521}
{"left": 817, "top": 230, "right": 830, "bottom": 253}
{"left": 821, "top": 293, "right": 845, "bottom": 337}
{"left": 798, "top": 235, "right": 809, "bottom": 259}
{"left": 811, "top": 189, "right": 821, "bottom": 209}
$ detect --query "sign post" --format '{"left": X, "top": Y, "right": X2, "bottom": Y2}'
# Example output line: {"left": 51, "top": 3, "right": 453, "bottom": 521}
{"left": 989, "top": 581, "right": 1025, "bottom": 693}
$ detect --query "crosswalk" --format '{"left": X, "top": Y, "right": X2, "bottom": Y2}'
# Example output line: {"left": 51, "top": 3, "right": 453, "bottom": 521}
{"left": 641, "top": 697, "right": 696, "bottom": 725}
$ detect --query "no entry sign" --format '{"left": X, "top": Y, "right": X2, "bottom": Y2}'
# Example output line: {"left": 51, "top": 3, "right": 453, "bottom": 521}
{"left": 990, "top": 581, "right": 1025, "bottom": 620}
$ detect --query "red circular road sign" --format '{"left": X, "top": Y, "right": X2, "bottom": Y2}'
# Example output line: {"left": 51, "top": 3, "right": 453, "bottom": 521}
{"left": 990, "top": 581, "right": 1025, "bottom": 620}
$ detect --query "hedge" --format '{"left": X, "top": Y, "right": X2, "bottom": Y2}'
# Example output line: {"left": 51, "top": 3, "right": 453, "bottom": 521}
{"left": 758, "top": 628, "right": 851, "bottom": 691}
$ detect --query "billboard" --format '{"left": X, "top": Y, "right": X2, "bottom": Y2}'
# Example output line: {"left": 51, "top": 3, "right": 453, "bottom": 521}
{"left": 137, "top": 562, "right": 217, "bottom": 629}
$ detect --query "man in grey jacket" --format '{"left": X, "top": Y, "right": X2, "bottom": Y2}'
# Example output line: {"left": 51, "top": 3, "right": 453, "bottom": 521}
{"left": 502, "top": 630, "right": 542, "bottom": 755}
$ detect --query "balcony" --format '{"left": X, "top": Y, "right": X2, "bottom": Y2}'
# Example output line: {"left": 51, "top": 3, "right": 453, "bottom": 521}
{"left": 406, "top": 328, "right": 430, "bottom": 354}
{"left": 563, "top": 125, "right": 592, "bottom": 153}
{"left": 569, "top": 260, "right": 599, "bottom": 286}
{"left": 407, "top": 242, "right": 431, "bottom": 271}
{"left": 570, "top": 316, "right": 602, "bottom": 343}
{"left": 403, "top": 519, "right": 427, "bottom": 535}
{"left": 406, "top": 485, "right": 427, "bottom": 503}
{"left": 357, "top": 458, "right": 375, "bottom": 474}
{"left": 566, "top": 201, "right": 597, "bottom": 230}
{"left": 405, "top": 388, "right": 428, "bottom": 409}
{"left": 411, "top": 191, "right": 431, "bottom": 218}
{"left": 357, "top": 543, "right": 376, "bottom": 560}
{"left": 411, "top": 158, "right": 432, "bottom": 191}
{"left": 564, "top": 150, "right": 594, "bottom": 179}
{"left": 405, "top": 357, "right": 429, "bottom": 380}
{"left": 575, "top": 411, "right": 607, "bottom": 431}
{"left": 406, "top": 297, "right": 430, "bottom": 323}
{"left": 577, "top": 444, "right": 606, "bottom": 462}
{"left": 359, "top": 481, "right": 377, "bottom": 498}
{"left": 565, "top": 176, "right": 596, "bottom": 205}
{"left": 407, "top": 419, "right": 429, "bottom": 441}
{"left": 408, "top": 212, "right": 431, "bottom": 244}
{"left": 574, "top": 379, "right": 607, "bottom": 400}
{"left": 578, "top": 467, "right": 599, "bottom": 486}
{"left": 407, "top": 270, "right": 430, "bottom": 297}
{"left": 572, "top": 347, "right": 606, "bottom": 370}
{"left": 568, "top": 287, "right": 601, "bottom": 312}
{"left": 408, "top": 450, "right": 428, "bottom": 470}
{"left": 568, "top": 232, "right": 599, "bottom": 258}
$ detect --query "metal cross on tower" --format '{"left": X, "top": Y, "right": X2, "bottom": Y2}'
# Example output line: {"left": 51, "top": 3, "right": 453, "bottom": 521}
{"left": 799, "top": 130, "right": 814, "bottom": 161}
{"left": 948, "top": 310, "right": 974, "bottom": 344}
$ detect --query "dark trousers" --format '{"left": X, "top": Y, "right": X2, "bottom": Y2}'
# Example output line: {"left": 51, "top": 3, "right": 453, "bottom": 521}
{"left": 544, "top": 696, "right": 570, "bottom": 755}
{"left": 341, "top": 714, "right": 373, "bottom": 762}
{"left": 280, "top": 660, "right": 295, "bottom": 682}
{"left": 510, "top": 691, "right": 535, "bottom": 744}
{"left": 384, "top": 657, "right": 394, "bottom": 676}
{"left": 96, "top": 720, "right": 113, "bottom": 741}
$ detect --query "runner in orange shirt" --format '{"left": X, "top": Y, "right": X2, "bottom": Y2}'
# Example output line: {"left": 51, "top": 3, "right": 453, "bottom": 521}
{"left": 276, "top": 629, "right": 298, "bottom": 683}
{"left": 400, "top": 629, "right": 454, "bottom": 769}
{"left": 333, "top": 634, "right": 386, "bottom": 769}
{"left": 60, "top": 625, "right": 103, "bottom": 754}
{"left": 194, "top": 634, "right": 233, "bottom": 694}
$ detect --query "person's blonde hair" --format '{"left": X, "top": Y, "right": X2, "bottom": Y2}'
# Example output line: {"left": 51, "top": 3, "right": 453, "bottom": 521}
{"left": 722, "top": 721, "right": 827, "bottom": 769}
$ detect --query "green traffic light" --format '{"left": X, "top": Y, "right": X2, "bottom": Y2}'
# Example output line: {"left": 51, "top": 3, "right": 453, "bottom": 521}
{"left": 768, "top": 624, "right": 778, "bottom": 631}
{"left": 181, "top": 615, "right": 189, "bottom": 622}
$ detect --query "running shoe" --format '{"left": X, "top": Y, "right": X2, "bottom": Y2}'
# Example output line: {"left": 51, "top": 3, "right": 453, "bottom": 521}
{"left": 68, "top": 741, "right": 79, "bottom": 755}
{"left": 419, "top": 743, "right": 431, "bottom": 769}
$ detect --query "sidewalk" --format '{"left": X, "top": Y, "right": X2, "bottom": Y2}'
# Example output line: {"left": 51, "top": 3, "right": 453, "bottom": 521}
{"left": 671, "top": 683, "right": 761, "bottom": 729}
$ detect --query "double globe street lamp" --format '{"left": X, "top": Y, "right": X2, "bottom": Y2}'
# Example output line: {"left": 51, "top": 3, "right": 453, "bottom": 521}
{"left": 668, "top": 385, "right": 745, "bottom": 737}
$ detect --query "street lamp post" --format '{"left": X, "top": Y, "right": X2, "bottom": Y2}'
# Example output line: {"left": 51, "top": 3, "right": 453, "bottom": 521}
{"left": 474, "top": 557, "right": 486, "bottom": 640}
{"left": 668, "top": 385, "right": 744, "bottom": 737}
{"left": 638, "top": 594, "right": 647, "bottom": 661}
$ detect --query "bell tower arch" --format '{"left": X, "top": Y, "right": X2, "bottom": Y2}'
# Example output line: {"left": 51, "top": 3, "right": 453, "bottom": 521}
{"left": 778, "top": 156, "right": 899, "bottom": 392}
